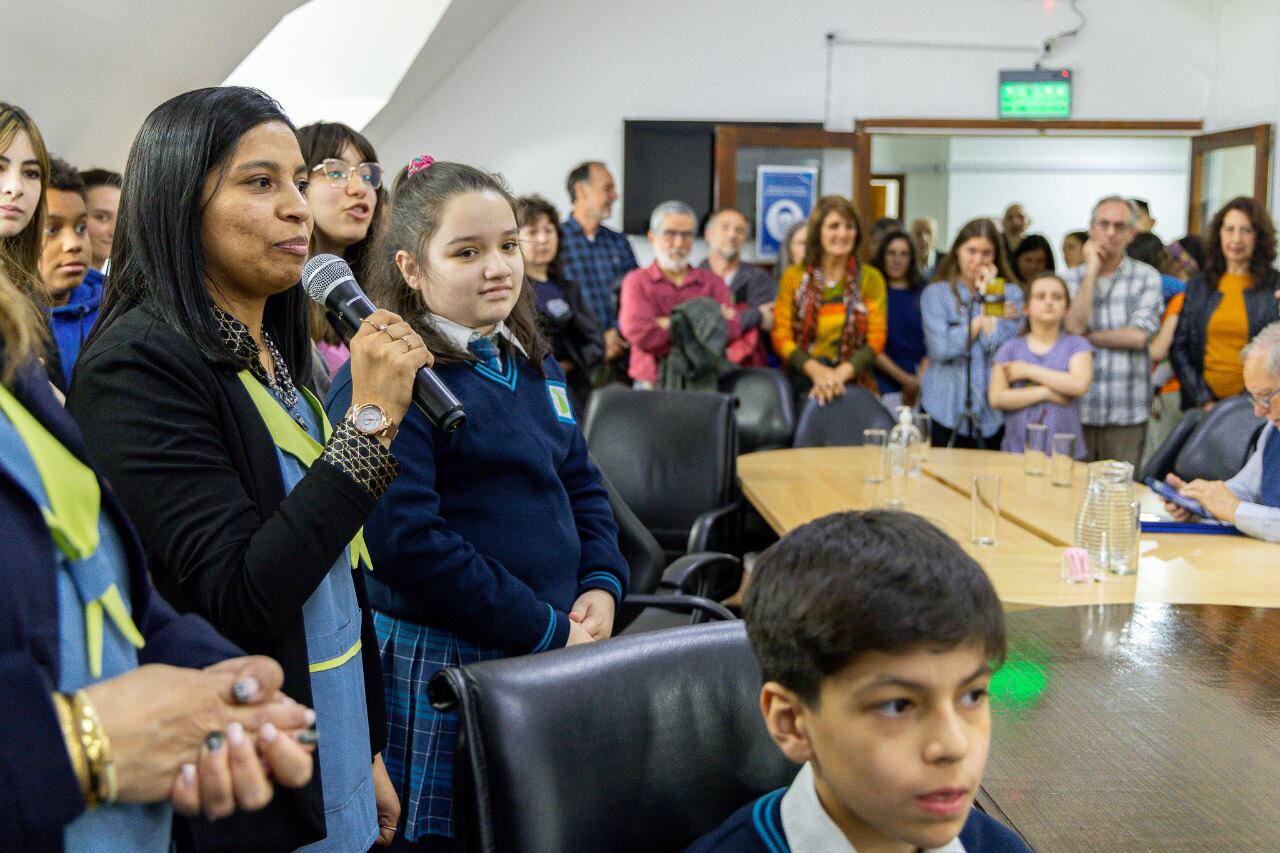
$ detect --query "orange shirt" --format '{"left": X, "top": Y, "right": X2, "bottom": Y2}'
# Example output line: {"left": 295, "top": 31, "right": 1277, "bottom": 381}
{"left": 1158, "top": 291, "right": 1184, "bottom": 396}
{"left": 1203, "top": 274, "right": 1252, "bottom": 399}
{"left": 772, "top": 263, "right": 887, "bottom": 368}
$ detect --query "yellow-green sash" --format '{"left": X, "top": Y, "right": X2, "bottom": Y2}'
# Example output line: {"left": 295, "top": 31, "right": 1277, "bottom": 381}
{"left": 236, "top": 372, "right": 372, "bottom": 571}
{"left": 0, "top": 384, "right": 145, "bottom": 678}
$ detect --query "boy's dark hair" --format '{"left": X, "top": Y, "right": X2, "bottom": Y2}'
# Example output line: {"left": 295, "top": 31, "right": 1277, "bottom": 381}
{"left": 743, "top": 510, "right": 1006, "bottom": 706}
{"left": 1126, "top": 232, "right": 1166, "bottom": 269}
{"left": 80, "top": 168, "right": 121, "bottom": 191}
{"left": 48, "top": 157, "right": 85, "bottom": 195}
{"left": 1130, "top": 198, "right": 1151, "bottom": 217}
{"left": 1065, "top": 230, "right": 1088, "bottom": 245}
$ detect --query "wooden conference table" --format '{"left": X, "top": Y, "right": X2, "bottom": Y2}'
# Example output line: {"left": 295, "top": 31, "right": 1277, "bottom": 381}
{"left": 737, "top": 447, "right": 1280, "bottom": 609}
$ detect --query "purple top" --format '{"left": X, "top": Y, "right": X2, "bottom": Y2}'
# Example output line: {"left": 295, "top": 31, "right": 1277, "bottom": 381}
{"left": 994, "top": 334, "right": 1094, "bottom": 459}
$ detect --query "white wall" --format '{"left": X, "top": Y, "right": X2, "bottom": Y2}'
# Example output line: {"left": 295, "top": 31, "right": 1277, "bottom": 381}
{"left": 944, "top": 136, "right": 1190, "bottom": 265}
{"left": 372, "top": 0, "right": 1225, "bottom": 231}
{"left": 871, "top": 136, "right": 952, "bottom": 238}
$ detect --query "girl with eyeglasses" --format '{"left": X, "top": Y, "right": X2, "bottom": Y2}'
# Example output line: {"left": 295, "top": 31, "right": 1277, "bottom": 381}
{"left": 298, "top": 122, "right": 386, "bottom": 389}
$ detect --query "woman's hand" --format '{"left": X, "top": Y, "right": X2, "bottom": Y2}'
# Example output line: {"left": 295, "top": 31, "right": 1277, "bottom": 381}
{"left": 348, "top": 309, "right": 435, "bottom": 434}
{"left": 569, "top": 589, "right": 617, "bottom": 641}
{"left": 371, "top": 753, "right": 400, "bottom": 846}
{"left": 805, "top": 361, "right": 850, "bottom": 406}
{"left": 84, "top": 659, "right": 314, "bottom": 807}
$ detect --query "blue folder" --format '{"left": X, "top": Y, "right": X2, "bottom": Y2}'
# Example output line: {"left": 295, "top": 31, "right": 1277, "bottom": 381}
{"left": 1140, "top": 519, "right": 1242, "bottom": 536}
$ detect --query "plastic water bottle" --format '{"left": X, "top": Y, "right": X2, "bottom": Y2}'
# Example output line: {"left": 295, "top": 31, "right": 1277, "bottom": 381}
{"left": 887, "top": 406, "right": 923, "bottom": 506}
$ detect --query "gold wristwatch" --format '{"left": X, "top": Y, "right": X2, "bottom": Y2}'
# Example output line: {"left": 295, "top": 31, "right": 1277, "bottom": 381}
{"left": 346, "top": 403, "right": 396, "bottom": 439}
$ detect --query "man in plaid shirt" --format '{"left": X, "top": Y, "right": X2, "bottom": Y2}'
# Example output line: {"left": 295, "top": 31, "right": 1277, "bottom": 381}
{"left": 560, "top": 161, "right": 638, "bottom": 380}
{"left": 1063, "top": 195, "right": 1163, "bottom": 467}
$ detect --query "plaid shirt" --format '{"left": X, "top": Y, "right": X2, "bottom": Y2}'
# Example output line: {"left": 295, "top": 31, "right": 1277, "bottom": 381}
{"left": 1063, "top": 257, "right": 1163, "bottom": 426}
{"left": 559, "top": 216, "right": 638, "bottom": 329}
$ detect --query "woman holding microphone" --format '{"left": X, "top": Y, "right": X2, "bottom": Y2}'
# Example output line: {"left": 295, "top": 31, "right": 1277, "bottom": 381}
{"left": 68, "top": 87, "right": 430, "bottom": 851}
{"left": 920, "top": 218, "right": 1022, "bottom": 448}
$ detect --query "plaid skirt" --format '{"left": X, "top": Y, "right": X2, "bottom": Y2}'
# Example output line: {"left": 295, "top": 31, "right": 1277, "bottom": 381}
{"left": 373, "top": 610, "right": 506, "bottom": 841}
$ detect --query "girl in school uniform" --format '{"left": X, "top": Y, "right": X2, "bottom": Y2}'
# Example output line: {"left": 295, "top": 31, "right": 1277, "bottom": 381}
{"left": 325, "top": 156, "right": 629, "bottom": 850}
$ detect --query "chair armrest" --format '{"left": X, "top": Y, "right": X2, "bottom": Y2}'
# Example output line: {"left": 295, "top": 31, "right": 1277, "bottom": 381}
{"left": 687, "top": 499, "right": 741, "bottom": 554}
{"left": 659, "top": 552, "right": 742, "bottom": 603}
{"left": 622, "top": 593, "right": 737, "bottom": 622}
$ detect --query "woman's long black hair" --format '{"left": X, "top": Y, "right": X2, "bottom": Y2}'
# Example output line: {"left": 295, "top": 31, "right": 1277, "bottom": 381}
{"left": 88, "top": 86, "right": 311, "bottom": 383}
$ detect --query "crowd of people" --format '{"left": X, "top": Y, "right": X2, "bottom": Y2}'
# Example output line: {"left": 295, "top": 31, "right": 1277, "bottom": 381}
{"left": 2, "top": 81, "right": 1279, "bottom": 853}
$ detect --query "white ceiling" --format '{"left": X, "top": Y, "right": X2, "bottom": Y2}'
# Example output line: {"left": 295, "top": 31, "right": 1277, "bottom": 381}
{"left": 3, "top": 0, "right": 306, "bottom": 169}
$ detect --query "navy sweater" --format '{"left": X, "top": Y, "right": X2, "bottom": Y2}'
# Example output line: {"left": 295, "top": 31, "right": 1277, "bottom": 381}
{"left": 685, "top": 788, "right": 1032, "bottom": 852}
{"left": 325, "top": 347, "right": 628, "bottom": 653}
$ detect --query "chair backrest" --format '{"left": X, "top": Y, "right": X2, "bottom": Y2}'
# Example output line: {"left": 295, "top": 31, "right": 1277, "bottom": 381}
{"left": 431, "top": 621, "right": 798, "bottom": 853}
{"left": 1173, "top": 395, "right": 1266, "bottom": 482}
{"left": 792, "top": 387, "right": 895, "bottom": 447}
{"left": 597, "top": 468, "right": 666, "bottom": 631}
{"left": 584, "top": 387, "right": 737, "bottom": 557}
{"left": 1137, "top": 408, "right": 1204, "bottom": 483}
{"left": 718, "top": 368, "right": 795, "bottom": 453}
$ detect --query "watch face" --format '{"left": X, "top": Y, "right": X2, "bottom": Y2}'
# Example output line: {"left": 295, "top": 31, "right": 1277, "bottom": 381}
{"left": 354, "top": 405, "right": 385, "bottom": 433}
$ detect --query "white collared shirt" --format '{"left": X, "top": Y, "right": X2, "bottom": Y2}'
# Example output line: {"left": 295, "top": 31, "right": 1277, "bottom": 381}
{"left": 780, "top": 763, "right": 966, "bottom": 853}
{"left": 426, "top": 313, "right": 527, "bottom": 359}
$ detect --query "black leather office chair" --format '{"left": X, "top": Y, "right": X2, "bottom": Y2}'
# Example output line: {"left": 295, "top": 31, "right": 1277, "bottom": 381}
{"left": 599, "top": 469, "right": 741, "bottom": 633}
{"left": 1169, "top": 394, "right": 1266, "bottom": 482}
{"left": 792, "top": 386, "right": 895, "bottom": 447}
{"left": 1138, "top": 408, "right": 1204, "bottom": 483}
{"left": 584, "top": 387, "right": 739, "bottom": 561}
{"left": 430, "top": 622, "right": 798, "bottom": 853}
{"left": 719, "top": 368, "right": 795, "bottom": 453}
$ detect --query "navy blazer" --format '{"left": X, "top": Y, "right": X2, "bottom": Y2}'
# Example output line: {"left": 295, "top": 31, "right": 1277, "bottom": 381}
{"left": 0, "top": 358, "right": 241, "bottom": 852}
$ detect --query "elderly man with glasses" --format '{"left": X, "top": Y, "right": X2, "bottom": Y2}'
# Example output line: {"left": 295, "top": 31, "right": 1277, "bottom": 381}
{"left": 1161, "top": 322, "right": 1280, "bottom": 541}
{"left": 618, "top": 200, "right": 740, "bottom": 389}
{"left": 1063, "top": 195, "right": 1164, "bottom": 467}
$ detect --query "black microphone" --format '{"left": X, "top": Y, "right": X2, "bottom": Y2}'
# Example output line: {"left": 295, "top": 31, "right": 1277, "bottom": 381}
{"left": 303, "top": 254, "right": 466, "bottom": 433}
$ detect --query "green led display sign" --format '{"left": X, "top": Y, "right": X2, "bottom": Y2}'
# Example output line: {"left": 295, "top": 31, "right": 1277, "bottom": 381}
{"left": 999, "top": 69, "right": 1072, "bottom": 119}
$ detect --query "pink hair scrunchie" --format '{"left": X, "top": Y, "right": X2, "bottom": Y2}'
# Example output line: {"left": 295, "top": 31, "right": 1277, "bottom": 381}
{"left": 407, "top": 154, "right": 435, "bottom": 177}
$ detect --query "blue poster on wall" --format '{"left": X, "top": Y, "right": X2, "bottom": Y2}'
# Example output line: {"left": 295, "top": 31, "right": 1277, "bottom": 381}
{"left": 756, "top": 166, "right": 817, "bottom": 260}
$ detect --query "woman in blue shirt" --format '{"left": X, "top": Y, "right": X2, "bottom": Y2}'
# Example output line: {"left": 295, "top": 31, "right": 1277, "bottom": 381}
{"left": 920, "top": 218, "right": 1022, "bottom": 448}
{"left": 871, "top": 229, "right": 928, "bottom": 409}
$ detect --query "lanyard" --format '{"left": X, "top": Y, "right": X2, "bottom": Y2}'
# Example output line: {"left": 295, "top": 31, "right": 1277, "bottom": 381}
{"left": 236, "top": 372, "right": 372, "bottom": 571}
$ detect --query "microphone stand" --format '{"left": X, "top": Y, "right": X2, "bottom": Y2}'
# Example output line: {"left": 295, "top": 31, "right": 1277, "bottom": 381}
{"left": 948, "top": 285, "right": 986, "bottom": 450}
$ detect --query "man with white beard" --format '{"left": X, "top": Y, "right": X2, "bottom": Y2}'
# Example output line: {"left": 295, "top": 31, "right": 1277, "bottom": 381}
{"left": 698, "top": 208, "right": 777, "bottom": 336}
{"left": 618, "top": 200, "right": 742, "bottom": 388}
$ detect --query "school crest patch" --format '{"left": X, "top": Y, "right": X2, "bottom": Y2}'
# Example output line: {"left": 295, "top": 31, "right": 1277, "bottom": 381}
{"left": 547, "top": 381, "right": 575, "bottom": 424}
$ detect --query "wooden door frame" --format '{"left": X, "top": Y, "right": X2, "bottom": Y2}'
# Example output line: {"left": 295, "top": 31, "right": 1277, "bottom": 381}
{"left": 850, "top": 118, "right": 1205, "bottom": 234}
{"left": 1187, "top": 123, "right": 1273, "bottom": 236}
{"left": 712, "top": 125, "right": 862, "bottom": 212}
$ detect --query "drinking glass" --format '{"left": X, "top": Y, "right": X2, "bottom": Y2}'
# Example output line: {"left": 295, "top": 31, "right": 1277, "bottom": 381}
{"left": 1024, "top": 423, "right": 1048, "bottom": 476}
{"left": 1050, "top": 433, "right": 1076, "bottom": 486}
{"left": 914, "top": 411, "right": 932, "bottom": 461}
{"left": 970, "top": 475, "right": 1000, "bottom": 546}
{"left": 863, "top": 428, "right": 888, "bottom": 483}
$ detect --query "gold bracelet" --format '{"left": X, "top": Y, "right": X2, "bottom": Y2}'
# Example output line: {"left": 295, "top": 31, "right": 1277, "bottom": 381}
{"left": 71, "top": 689, "right": 116, "bottom": 806}
{"left": 53, "top": 692, "right": 92, "bottom": 805}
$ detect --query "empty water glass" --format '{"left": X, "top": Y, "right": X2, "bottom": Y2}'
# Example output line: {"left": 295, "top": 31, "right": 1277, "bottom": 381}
{"left": 863, "top": 428, "right": 888, "bottom": 483}
{"left": 914, "top": 411, "right": 932, "bottom": 461}
{"left": 1050, "top": 433, "right": 1076, "bottom": 486}
{"left": 1024, "top": 423, "right": 1048, "bottom": 476}
{"left": 970, "top": 475, "right": 1000, "bottom": 546}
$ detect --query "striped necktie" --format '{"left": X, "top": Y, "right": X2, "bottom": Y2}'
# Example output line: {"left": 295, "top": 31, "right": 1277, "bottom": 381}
{"left": 467, "top": 336, "right": 502, "bottom": 372}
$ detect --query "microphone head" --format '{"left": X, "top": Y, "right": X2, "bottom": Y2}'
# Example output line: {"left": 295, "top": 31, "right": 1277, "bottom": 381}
{"left": 303, "top": 254, "right": 357, "bottom": 304}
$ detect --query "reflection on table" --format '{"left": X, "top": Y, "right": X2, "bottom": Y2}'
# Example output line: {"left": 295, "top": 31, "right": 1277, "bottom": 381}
{"left": 984, "top": 604, "right": 1280, "bottom": 850}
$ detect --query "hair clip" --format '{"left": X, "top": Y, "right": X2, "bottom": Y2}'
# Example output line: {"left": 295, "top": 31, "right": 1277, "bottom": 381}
{"left": 407, "top": 154, "right": 435, "bottom": 177}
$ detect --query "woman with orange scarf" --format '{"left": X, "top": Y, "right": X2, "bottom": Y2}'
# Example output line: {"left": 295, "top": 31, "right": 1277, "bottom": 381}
{"left": 772, "top": 196, "right": 887, "bottom": 404}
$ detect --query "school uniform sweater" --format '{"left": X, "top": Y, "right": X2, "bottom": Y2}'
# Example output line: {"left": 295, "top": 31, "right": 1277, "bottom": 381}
{"left": 325, "top": 344, "right": 629, "bottom": 654}
{"left": 685, "top": 779, "right": 1031, "bottom": 852}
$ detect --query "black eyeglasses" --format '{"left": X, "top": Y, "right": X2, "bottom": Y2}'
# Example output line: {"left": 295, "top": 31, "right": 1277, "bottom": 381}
{"left": 310, "top": 158, "right": 383, "bottom": 190}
